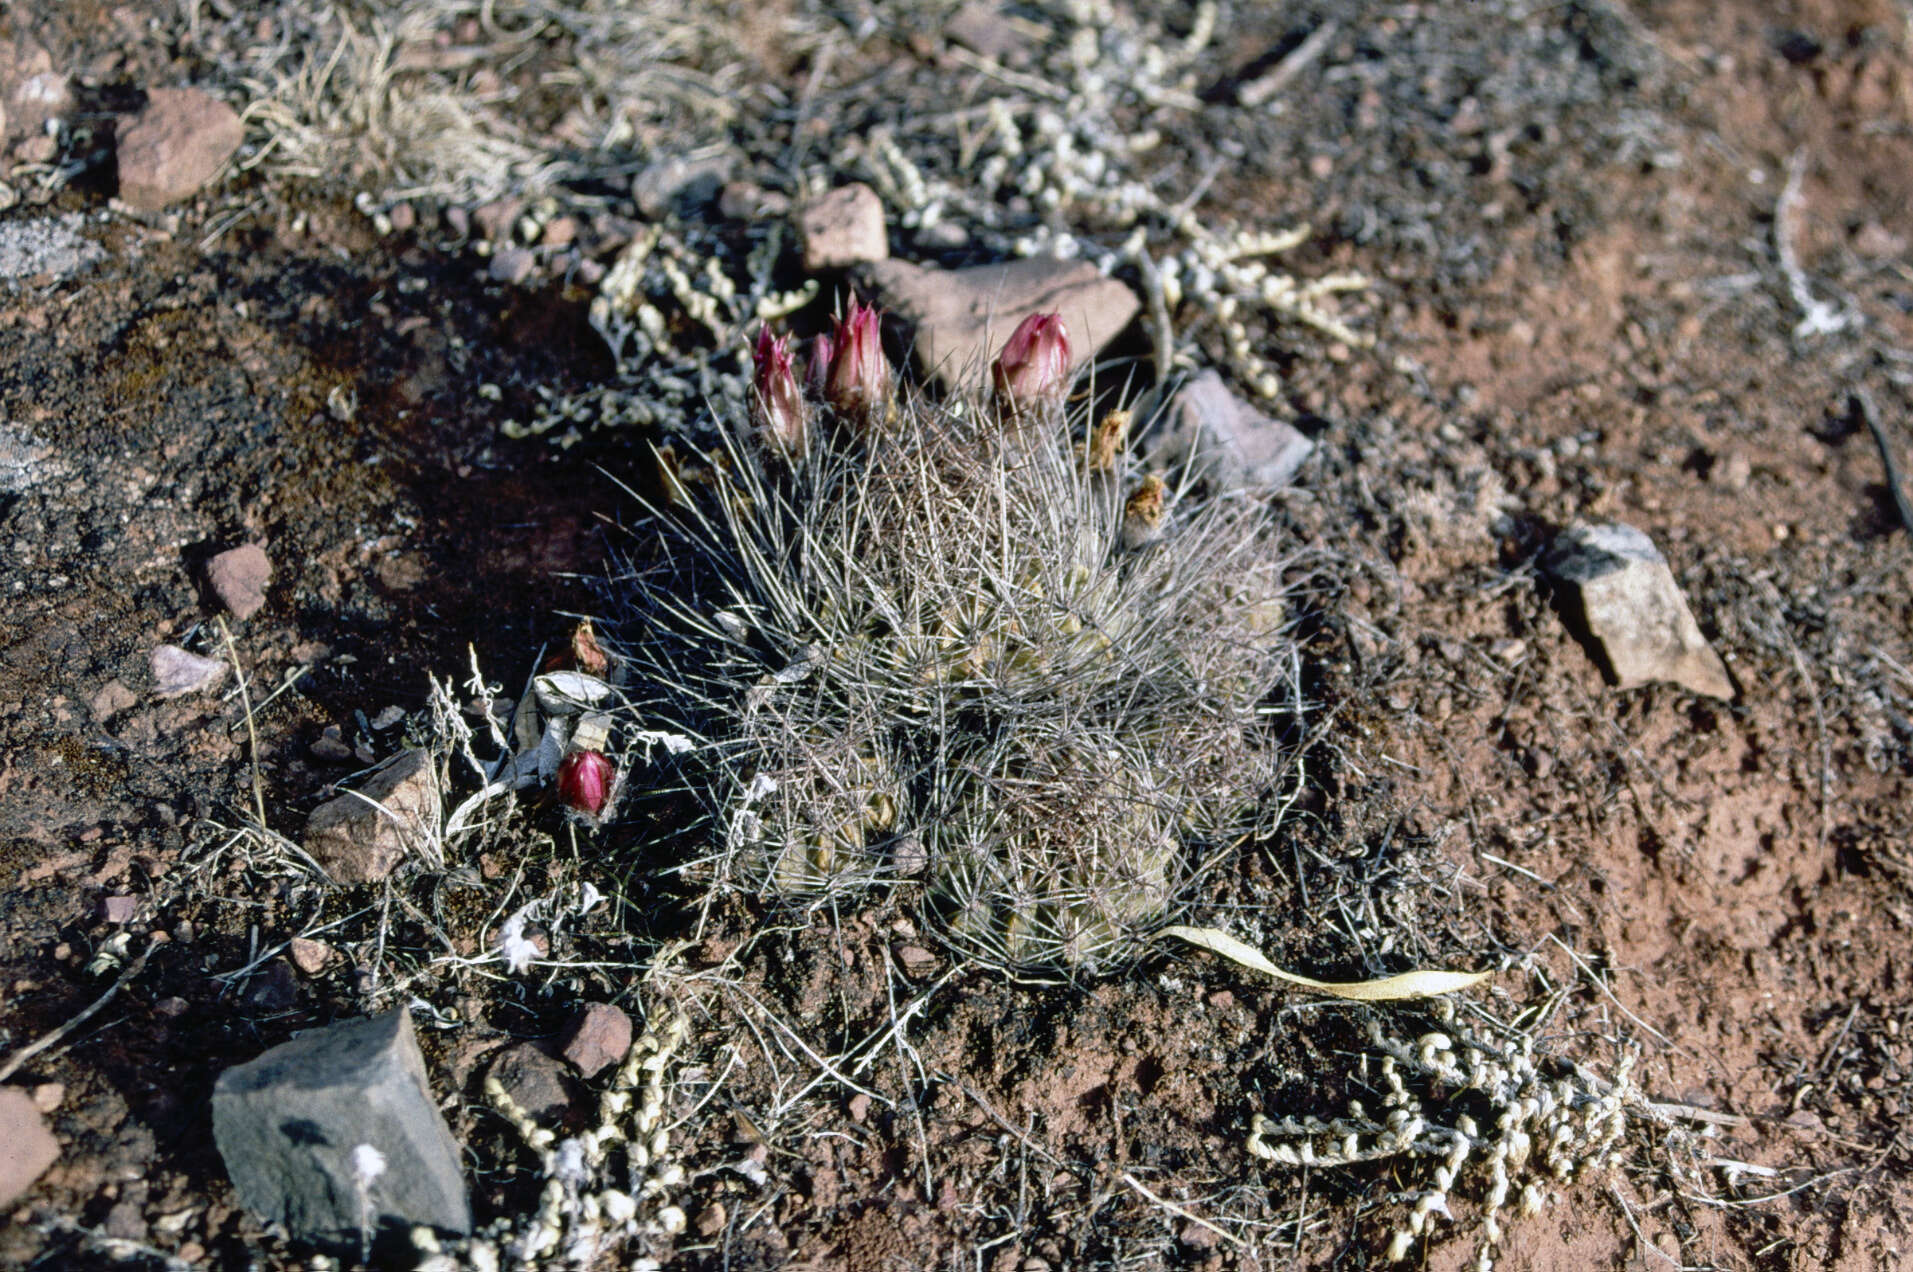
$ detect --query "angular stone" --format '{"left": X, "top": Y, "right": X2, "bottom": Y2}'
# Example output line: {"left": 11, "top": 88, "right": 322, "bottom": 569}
{"left": 150, "top": 644, "right": 226, "bottom": 699}
{"left": 798, "top": 183, "right": 888, "bottom": 272}
{"left": 488, "top": 1043, "right": 583, "bottom": 1125}
{"left": 289, "top": 938, "right": 333, "bottom": 975}
{"left": 301, "top": 749, "right": 439, "bottom": 884}
{"left": 0, "top": 1086, "right": 60, "bottom": 1208}
{"left": 116, "top": 87, "right": 244, "bottom": 212}
{"left": 859, "top": 257, "right": 1139, "bottom": 389}
{"left": 631, "top": 151, "right": 731, "bottom": 220}
{"left": 212, "top": 1011, "right": 470, "bottom": 1248}
{"left": 1543, "top": 523, "right": 1734, "bottom": 700}
{"left": 89, "top": 678, "right": 137, "bottom": 721}
{"left": 1, "top": 38, "right": 71, "bottom": 145}
{"left": 205, "top": 543, "right": 271, "bottom": 620}
{"left": 1148, "top": 369, "right": 1313, "bottom": 492}
{"left": 560, "top": 1003, "right": 632, "bottom": 1078}
{"left": 946, "top": 2, "right": 1032, "bottom": 66}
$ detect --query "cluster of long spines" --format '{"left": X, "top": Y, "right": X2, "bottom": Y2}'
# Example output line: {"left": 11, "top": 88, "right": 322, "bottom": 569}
{"left": 617, "top": 311, "right": 1296, "bottom": 970}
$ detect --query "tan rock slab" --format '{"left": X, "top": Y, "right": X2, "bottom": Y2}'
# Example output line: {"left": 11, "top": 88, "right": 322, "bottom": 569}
{"left": 1543, "top": 522, "right": 1734, "bottom": 700}
{"left": 859, "top": 257, "right": 1140, "bottom": 389}
{"left": 0, "top": 1087, "right": 59, "bottom": 1208}
{"left": 301, "top": 748, "right": 440, "bottom": 883}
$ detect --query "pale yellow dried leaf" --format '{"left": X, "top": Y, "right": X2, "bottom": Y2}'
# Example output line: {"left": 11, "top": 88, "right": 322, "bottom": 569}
{"left": 1161, "top": 925, "right": 1488, "bottom": 1000}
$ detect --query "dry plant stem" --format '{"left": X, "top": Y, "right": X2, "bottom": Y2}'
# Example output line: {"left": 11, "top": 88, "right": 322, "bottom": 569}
{"left": 1854, "top": 388, "right": 1913, "bottom": 535}
{"left": 1775, "top": 149, "right": 1852, "bottom": 339}
{"left": 218, "top": 615, "right": 267, "bottom": 829}
{"left": 1120, "top": 1171, "right": 1247, "bottom": 1250}
{"left": 1237, "top": 20, "right": 1340, "bottom": 108}
{"left": 0, "top": 943, "right": 153, "bottom": 1082}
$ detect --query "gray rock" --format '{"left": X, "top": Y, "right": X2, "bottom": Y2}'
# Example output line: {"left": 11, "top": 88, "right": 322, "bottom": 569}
{"left": 858, "top": 257, "right": 1139, "bottom": 389}
{"left": 150, "top": 644, "right": 226, "bottom": 699}
{"left": 1147, "top": 370, "right": 1313, "bottom": 492}
{"left": 631, "top": 150, "right": 732, "bottom": 220}
{"left": 116, "top": 87, "right": 243, "bottom": 211}
{"left": 301, "top": 748, "right": 440, "bottom": 884}
{"left": 213, "top": 1011, "right": 469, "bottom": 1249}
{"left": 206, "top": 543, "right": 271, "bottom": 620}
{"left": 0, "top": 1086, "right": 60, "bottom": 1208}
{"left": 1543, "top": 523, "right": 1734, "bottom": 700}
{"left": 0, "top": 215, "right": 102, "bottom": 288}
{"left": 798, "top": 183, "right": 888, "bottom": 272}
{"left": 487, "top": 246, "right": 536, "bottom": 285}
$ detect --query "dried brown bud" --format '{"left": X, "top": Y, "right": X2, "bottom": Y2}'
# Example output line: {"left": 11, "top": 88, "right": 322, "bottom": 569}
{"left": 1121, "top": 473, "right": 1168, "bottom": 549}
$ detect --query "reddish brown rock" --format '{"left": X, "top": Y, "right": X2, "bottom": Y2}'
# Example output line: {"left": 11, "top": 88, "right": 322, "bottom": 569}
{"left": 488, "top": 1043, "right": 583, "bottom": 1125}
{"left": 301, "top": 749, "right": 440, "bottom": 883}
{"left": 205, "top": 543, "right": 271, "bottom": 619}
{"left": 798, "top": 183, "right": 888, "bottom": 271}
{"left": 560, "top": 1003, "right": 632, "bottom": 1078}
{"left": 116, "top": 87, "right": 243, "bottom": 212}
{"left": 0, "top": 1087, "right": 59, "bottom": 1208}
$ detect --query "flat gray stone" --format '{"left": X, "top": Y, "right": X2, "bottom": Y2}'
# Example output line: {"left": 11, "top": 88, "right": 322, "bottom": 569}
{"left": 212, "top": 1011, "right": 470, "bottom": 1248}
{"left": 301, "top": 748, "right": 439, "bottom": 884}
{"left": 1148, "top": 370, "right": 1313, "bottom": 492}
{"left": 0, "top": 215, "right": 102, "bottom": 288}
{"left": 858, "top": 257, "right": 1139, "bottom": 389}
{"left": 1543, "top": 523, "right": 1734, "bottom": 700}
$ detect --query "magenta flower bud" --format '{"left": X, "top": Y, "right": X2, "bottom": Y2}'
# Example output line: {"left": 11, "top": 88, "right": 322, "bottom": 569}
{"left": 824, "top": 298, "right": 890, "bottom": 429}
{"left": 991, "top": 312, "right": 1072, "bottom": 412}
{"left": 751, "top": 326, "right": 809, "bottom": 459}
{"left": 557, "top": 750, "right": 615, "bottom": 816}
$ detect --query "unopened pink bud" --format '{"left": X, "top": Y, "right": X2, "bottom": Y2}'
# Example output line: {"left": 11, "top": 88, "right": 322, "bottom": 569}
{"left": 557, "top": 750, "right": 615, "bottom": 815}
{"left": 806, "top": 332, "right": 835, "bottom": 399}
{"left": 751, "top": 326, "right": 809, "bottom": 458}
{"left": 992, "top": 312, "right": 1072, "bottom": 412}
{"left": 824, "top": 298, "right": 890, "bottom": 428}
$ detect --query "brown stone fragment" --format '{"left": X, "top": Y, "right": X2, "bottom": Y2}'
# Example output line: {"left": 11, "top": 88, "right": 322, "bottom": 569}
{"left": 116, "top": 87, "right": 243, "bottom": 211}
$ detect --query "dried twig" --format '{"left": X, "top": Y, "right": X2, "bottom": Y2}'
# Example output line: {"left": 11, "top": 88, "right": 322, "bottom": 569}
{"left": 1854, "top": 389, "right": 1913, "bottom": 535}
{"left": 0, "top": 943, "right": 154, "bottom": 1082}
{"left": 1775, "top": 150, "right": 1854, "bottom": 339}
{"left": 1238, "top": 22, "right": 1340, "bottom": 108}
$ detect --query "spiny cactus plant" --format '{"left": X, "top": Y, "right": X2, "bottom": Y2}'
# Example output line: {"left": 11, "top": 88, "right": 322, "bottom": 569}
{"left": 612, "top": 308, "right": 1298, "bottom": 973}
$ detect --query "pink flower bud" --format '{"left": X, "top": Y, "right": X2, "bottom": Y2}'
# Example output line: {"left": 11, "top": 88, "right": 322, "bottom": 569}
{"left": 824, "top": 298, "right": 890, "bottom": 429}
{"left": 751, "top": 326, "right": 809, "bottom": 459}
{"left": 557, "top": 750, "right": 615, "bottom": 816}
{"left": 991, "top": 312, "right": 1072, "bottom": 412}
{"left": 806, "top": 332, "right": 835, "bottom": 399}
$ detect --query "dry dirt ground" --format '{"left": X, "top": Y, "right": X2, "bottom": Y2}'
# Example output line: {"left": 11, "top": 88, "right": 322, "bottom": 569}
{"left": 4, "top": 1, "right": 1913, "bottom": 1269}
